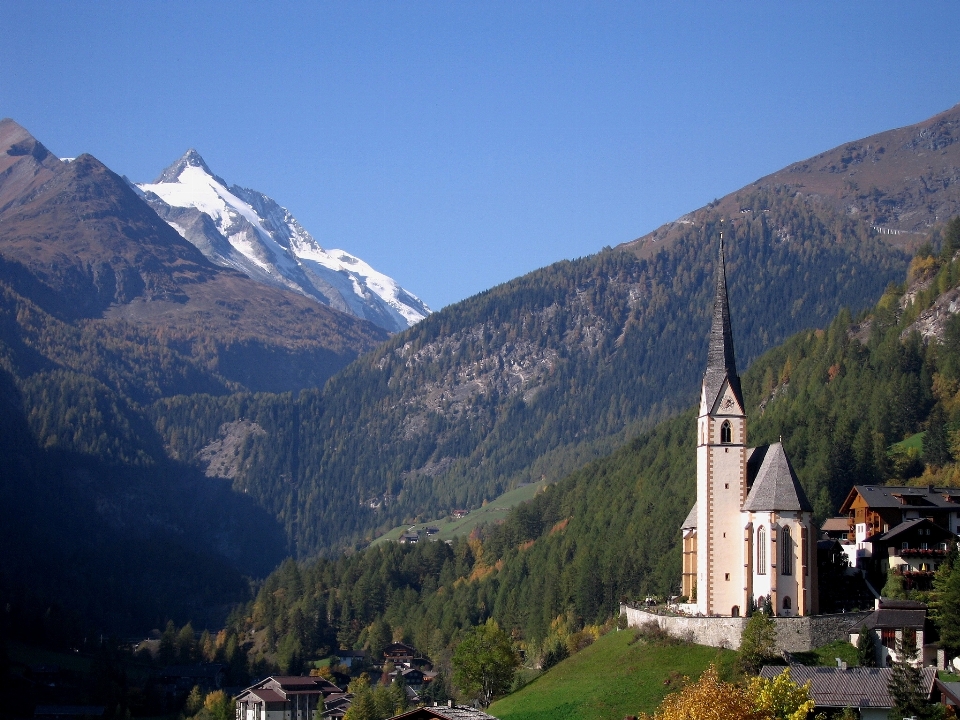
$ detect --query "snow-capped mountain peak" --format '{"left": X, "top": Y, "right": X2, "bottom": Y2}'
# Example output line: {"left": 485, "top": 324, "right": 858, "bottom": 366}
{"left": 137, "top": 151, "right": 430, "bottom": 332}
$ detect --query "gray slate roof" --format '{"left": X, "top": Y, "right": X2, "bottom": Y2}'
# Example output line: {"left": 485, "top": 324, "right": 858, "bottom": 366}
{"left": 702, "top": 238, "right": 744, "bottom": 411}
{"left": 742, "top": 442, "right": 813, "bottom": 513}
{"left": 759, "top": 665, "right": 936, "bottom": 709}
{"left": 681, "top": 502, "right": 697, "bottom": 530}
{"left": 854, "top": 608, "right": 927, "bottom": 632}
{"left": 848, "top": 484, "right": 960, "bottom": 510}
{"left": 869, "top": 517, "right": 958, "bottom": 546}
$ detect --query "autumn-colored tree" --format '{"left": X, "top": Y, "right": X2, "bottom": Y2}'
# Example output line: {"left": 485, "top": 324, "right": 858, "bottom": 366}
{"left": 638, "top": 665, "right": 767, "bottom": 720}
{"left": 202, "top": 691, "right": 233, "bottom": 720}
{"left": 747, "top": 668, "right": 816, "bottom": 720}
{"left": 639, "top": 665, "right": 816, "bottom": 720}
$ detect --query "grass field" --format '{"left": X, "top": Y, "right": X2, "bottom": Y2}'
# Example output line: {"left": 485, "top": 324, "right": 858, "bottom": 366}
{"left": 891, "top": 431, "right": 925, "bottom": 452}
{"left": 369, "top": 480, "right": 549, "bottom": 547}
{"left": 488, "top": 629, "right": 735, "bottom": 720}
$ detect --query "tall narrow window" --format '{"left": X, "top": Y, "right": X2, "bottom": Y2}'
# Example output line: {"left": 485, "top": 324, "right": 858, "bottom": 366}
{"left": 757, "top": 526, "right": 766, "bottom": 575}
{"left": 720, "top": 420, "right": 732, "bottom": 444}
{"left": 783, "top": 596, "right": 792, "bottom": 611}
{"left": 781, "top": 526, "right": 793, "bottom": 575}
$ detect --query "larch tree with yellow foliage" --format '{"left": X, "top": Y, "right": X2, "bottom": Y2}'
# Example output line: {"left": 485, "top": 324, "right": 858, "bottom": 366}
{"left": 638, "top": 665, "right": 816, "bottom": 720}
{"left": 748, "top": 668, "right": 816, "bottom": 720}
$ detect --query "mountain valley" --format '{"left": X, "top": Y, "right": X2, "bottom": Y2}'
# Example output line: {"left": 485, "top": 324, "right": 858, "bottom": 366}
{"left": 2, "top": 106, "right": 960, "bottom": 640}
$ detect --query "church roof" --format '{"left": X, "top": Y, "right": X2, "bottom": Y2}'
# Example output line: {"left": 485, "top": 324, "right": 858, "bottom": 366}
{"left": 742, "top": 442, "right": 813, "bottom": 512}
{"left": 681, "top": 502, "right": 697, "bottom": 530}
{"left": 702, "top": 236, "right": 744, "bottom": 410}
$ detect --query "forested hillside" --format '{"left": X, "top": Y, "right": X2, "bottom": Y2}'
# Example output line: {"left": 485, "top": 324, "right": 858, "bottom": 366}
{"left": 230, "top": 219, "right": 960, "bottom": 674}
{"left": 0, "top": 120, "right": 387, "bottom": 636}
{"left": 3, "top": 111, "right": 954, "bottom": 638}
{"left": 154, "top": 188, "right": 909, "bottom": 555}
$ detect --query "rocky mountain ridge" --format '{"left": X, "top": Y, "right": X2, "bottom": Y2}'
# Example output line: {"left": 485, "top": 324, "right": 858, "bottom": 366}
{"left": 630, "top": 102, "right": 960, "bottom": 258}
{"left": 0, "top": 118, "right": 389, "bottom": 394}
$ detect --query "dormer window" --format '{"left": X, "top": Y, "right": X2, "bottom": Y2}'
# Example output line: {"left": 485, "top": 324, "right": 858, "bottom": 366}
{"left": 720, "top": 420, "right": 732, "bottom": 444}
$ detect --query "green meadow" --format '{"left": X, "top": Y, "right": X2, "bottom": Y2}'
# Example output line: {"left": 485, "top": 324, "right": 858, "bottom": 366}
{"left": 489, "top": 629, "right": 735, "bottom": 720}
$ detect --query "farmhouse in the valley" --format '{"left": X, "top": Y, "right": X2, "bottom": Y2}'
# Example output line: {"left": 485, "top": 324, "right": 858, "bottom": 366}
{"left": 681, "top": 236, "right": 818, "bottom": 617}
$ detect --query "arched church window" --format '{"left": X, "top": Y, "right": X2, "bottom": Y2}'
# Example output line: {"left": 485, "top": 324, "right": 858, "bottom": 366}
{"left": 782, "top": 596, "right": 791, "bottom": 611}
{"left": 720, "top": 420, "right": 732, "bottom": 444}
{"left": 757, "top": 526, "right": 766, "bottom": 574}
{"left": 781, "top": 527, "right": 793, "bottom": 575}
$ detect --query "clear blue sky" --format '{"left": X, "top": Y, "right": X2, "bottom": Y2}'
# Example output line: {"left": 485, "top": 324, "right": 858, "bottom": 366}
{"left": 2, "top": 2, "right": 959, "bottom": 310}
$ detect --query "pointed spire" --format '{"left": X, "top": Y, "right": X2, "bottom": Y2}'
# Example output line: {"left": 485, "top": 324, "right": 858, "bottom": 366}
{"left": 701, "top": 224, "right": 744, "bottom": 412}
{"left": 707, "top": 229, "right": 738, "bottom": 378}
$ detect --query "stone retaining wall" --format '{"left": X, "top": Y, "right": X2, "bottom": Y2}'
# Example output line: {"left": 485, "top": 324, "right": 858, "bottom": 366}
{"left": 621, "top": 604, "right": 871, "bottom": 653}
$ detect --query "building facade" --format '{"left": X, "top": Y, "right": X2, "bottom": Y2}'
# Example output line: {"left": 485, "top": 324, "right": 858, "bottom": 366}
{"left": 682, "top": 236, "right": 818, "bottom": 617}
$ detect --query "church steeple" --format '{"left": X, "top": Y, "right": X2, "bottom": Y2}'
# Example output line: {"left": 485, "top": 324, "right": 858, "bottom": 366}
{"left": 708, "top": 233, "right": 737, "bottom": 377}
{"left": 702, "top": 229, "right": 744, "bottom": 411}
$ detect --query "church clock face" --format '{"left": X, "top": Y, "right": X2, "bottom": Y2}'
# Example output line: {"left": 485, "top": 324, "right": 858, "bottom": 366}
{"left": 720, "top": 396, "right": 736, "bottom": 412}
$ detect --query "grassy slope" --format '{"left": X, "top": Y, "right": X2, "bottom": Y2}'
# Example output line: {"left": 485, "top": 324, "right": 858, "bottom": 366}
{"left": 369, "top": 480, "right": 549, "bottom": 546}
{"left": 488, "top": 630, "right": 734, "bottom": 720}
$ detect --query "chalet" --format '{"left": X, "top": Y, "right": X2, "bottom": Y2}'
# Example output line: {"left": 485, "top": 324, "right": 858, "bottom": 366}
{"left": 868, "top": 517, "right": 958, "bottom": 591}
{"left": 399, "top": 668, "right": 425, "bottom": 689}
{"left": 849, "top": 599, "right": 935, "bottom": 667}
{"left": 336, "top": 650, "right": 367, "bottom": 669}
{"left": 235, "top": 676, "right": 341, "bottom": 720}
{"left": 399, "top": 532, "right": 420, "bottom": 544}
{"left": 320, "top": 692, "right": 352, "bottom": 719}
{"left": 383, "top": 643, "right": 416, "bottom": 665}
{"left": 838, "top": 485, "right": 960, "bottom": 567}
{"left": 451, "top": 510, "right": 468, "bottom": 519}
{"left": 820, "top": 517, "right": 850, "bottom": 541}
{"left": 759, "top": 665, "right": 938, "bottom": 720}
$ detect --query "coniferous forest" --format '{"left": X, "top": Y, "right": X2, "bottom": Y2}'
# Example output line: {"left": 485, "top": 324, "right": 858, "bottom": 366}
{"left": 150, "top": 189, "right": 908, "bottom": 557}
{"left": 206, "top": 220, "right": 960, "bottom": 682}
{"left": 0, "top": 188, "right": 916, "bottom": 640}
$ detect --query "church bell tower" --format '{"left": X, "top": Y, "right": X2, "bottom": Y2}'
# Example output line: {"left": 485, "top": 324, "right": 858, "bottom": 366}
{"left": 695, "top": 231, "right": 748, "bottom": 617}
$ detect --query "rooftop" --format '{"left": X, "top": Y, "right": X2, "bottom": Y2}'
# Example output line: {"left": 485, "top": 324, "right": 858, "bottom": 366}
{"left": 759, "top": 665, "right": 936, "bottom": 709}
{"left": 742, "top": 443, "right": 813, "bottom": 513}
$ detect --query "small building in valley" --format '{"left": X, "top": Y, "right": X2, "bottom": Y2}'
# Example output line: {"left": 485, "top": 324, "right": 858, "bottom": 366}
{"left": 759, "top": 665, "right": 938, "bottom": 720}
{"left": 235, "top": 676, "right": 341, "bottom": 720}
{"left": 848, "top": 599, "right": 933, "bottom": 667}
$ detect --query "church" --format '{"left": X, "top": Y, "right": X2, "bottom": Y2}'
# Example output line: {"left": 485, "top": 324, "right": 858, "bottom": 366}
{"left": 680, "top": 236, "right": 818, "bottom": 617}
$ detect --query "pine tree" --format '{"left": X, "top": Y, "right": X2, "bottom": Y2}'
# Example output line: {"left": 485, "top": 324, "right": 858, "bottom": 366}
{"left": 933, "top": 546, "right": 960, "bottom": 661}
{"left": 856, "top": 626, "right": 877, "bottom": 667}
{"left": 887, "top": 631, "right": 934, "bottom": 720}
{"left": 737, "top": 610, "right": 778, "bottom": 675}
{"left": 923, "top": 404, "right": 951, "bottom": 466}
{"left": 343, "top": 675, "right": 377, "bottom": 720}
